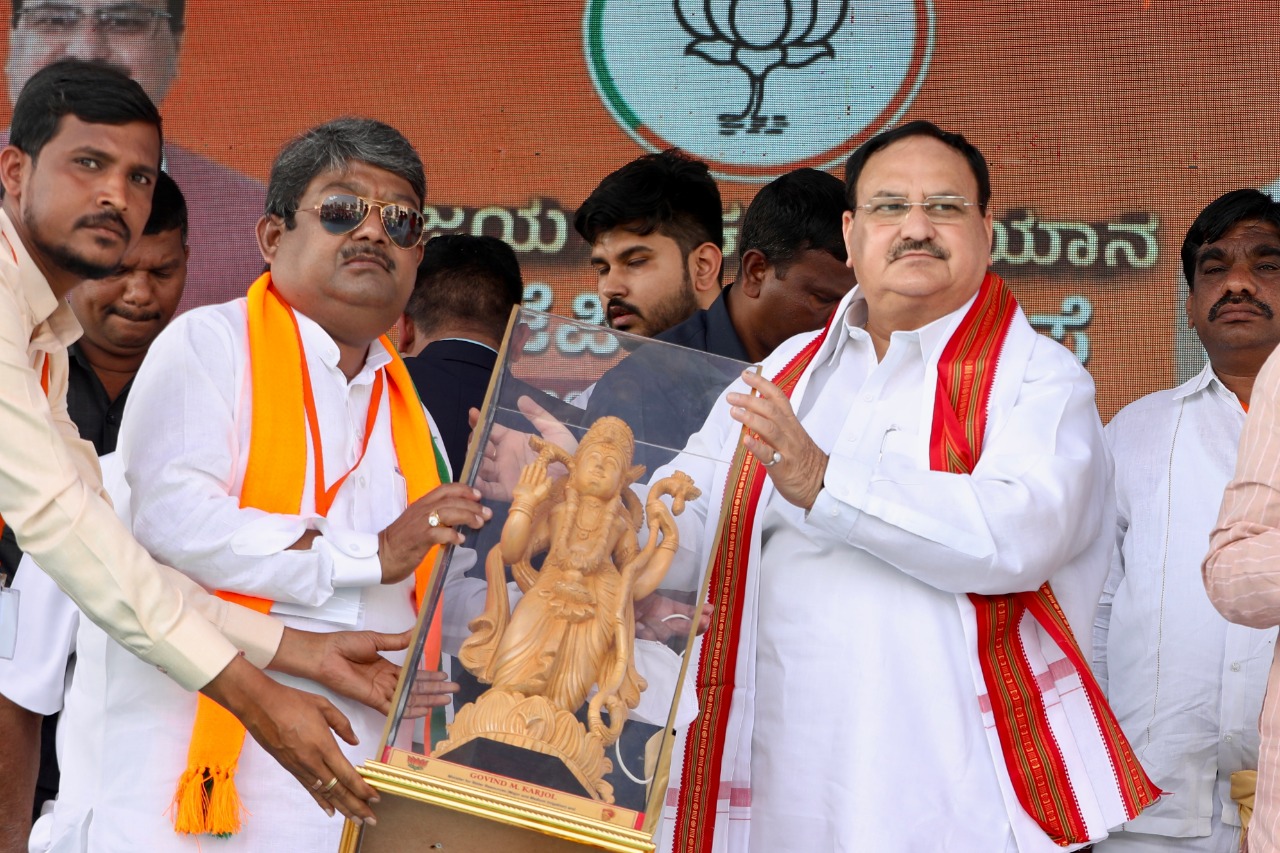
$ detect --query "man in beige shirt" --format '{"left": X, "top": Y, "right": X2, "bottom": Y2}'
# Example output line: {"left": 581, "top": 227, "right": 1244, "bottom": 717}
{"left": 0, "top": 59, "right": 410, "bottom": 830}
{"left": 1202, "top": 192, "right": 1280, "bottom": 853}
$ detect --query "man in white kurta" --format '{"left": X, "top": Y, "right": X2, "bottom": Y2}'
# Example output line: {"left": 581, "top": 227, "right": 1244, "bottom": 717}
{"left": 1095, "top": 189, "right": 1280, "bottom": 852}
{"left": 657, "top": 121, "right": 1155, "bottom": 853}
{"left": 40, "top": 118, "right": 489, "bottom": 852}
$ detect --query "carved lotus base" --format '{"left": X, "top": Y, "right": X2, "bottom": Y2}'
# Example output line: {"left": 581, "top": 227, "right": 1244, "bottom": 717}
{"left": 436, "top": 690, "right": 616, "bottom": 803}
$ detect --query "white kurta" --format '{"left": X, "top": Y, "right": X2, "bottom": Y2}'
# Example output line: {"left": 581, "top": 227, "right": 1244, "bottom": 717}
{"left": 1095, "top": 364, "right": 1276, "bottom": 852}
{"left": 657, "top": 286, "right": 1114, "bottom": 853}
{"left": 40, "top": 300, "right": 432, "bottom": 853}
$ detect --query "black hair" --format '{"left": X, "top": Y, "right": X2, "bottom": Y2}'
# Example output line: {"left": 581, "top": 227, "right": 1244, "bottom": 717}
{"left": 843, "top": 119, "right": 990, "bottom": 213}
{"left": 146, "top": 170, "right": 187, "bottom": 242}
{"left": 10, "top": 59, "right": 162, "bottom": 162}
{"left": 265, "top": 117, "right": 424, "bottom": 227}
{"left": 574, "top": 148, "right": 723, "bottom": 268}
{"left": 740, "top": 168, "right": 849, "bottom": 270}
{"left": 12, "top": 0, "right": 185, "bottom": 32}
{"left": 1181, "top": 189, "right": 1280, "bottom": 290}
{"left": 405, "top": 235, "right": 523, "bottom": 339}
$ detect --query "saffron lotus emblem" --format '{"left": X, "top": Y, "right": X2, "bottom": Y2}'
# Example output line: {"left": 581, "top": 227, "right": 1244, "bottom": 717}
{"left": 584, "top": 0, "right": 935, "bottom": 181}
{"left": 674, "top": 0, "right": 850, "bottom": 136}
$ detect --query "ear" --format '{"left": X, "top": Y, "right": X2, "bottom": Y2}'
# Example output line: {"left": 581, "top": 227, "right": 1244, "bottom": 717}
{"left": 841, "top": 210, "right": 857, "bottom": 270}
{"left": 256, "top": 213, "right": 283, "bottom": 266}
{"left": 738, "top": 248, "right": 769, "bottom": 298}
{"left": 0, "top": 145, "right": 28, "bottom": 209}
{"left": 982, "top": 207, "right": 994, "bottom": 258}
{"left": 394, "top": 313, "right": 416, "bottom": 355}
{"left": 626, "top": 463, "right": 646, "bottom": 484}
{"left": 1185, "top": 292, "right": 1196, "bottom": 331}
{"left": 688, "top": 241, "right": 723, "bottom": 298}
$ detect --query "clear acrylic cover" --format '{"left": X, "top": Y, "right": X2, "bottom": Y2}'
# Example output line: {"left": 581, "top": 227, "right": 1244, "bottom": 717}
{"left": 376, "top": 308, "right": 750, "bottom": 837}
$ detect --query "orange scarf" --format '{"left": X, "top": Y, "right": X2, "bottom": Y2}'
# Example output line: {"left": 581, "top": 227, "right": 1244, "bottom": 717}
{"left": 172, "top": 273, "right": 447, "bottom": 837}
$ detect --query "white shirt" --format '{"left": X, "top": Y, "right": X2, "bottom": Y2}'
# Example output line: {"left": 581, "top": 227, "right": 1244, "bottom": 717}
{"left": 1096, "top": 364, "right": 1276, "bottom": 845}
{"left": 659, "top": 287, "right": 1113, "bottom": 853}
{"left": 40, "top": 300, "right": 432, "bottom": 853}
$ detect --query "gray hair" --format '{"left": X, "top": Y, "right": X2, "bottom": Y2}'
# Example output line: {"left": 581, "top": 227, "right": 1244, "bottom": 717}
{"left": 265, "top": 117, "right": 426, "bottom": 227}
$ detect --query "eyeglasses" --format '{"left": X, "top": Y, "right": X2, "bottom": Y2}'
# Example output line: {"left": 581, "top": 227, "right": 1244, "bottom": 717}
{"left": 15, "top": 3, "right": 172, "bottom": 37}
{"left": 856, "top": 196, "right": 979, "bottom": 224}
{"left": 299, "top": 194, "right": 426, "bottom": 250}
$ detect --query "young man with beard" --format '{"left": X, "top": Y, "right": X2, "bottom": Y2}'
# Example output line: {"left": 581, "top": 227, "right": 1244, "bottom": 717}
{"left": 575, "top": 148, "right": 723, "bottom": 338}
{"left": 0, "top": 170, "right": 189, "bottom": 847}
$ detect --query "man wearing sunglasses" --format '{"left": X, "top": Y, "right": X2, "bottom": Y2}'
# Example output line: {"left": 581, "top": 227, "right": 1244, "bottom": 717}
{"left": 0, "top": 60, "right": 434, "bottom": 850}
{"left": 4, "top": 0, "right": 266, "bottom": 313}
{"left": 655, "top": 121, "right": 1156, "bottom": 851}
{"left": 36, "top": 116, "right": 490, "bottom": 852}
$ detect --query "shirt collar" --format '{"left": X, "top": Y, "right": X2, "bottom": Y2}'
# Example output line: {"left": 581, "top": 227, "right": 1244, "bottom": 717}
{"left": 292, "top": 308, "right": 391, "bottom": 385}
{"left": 0, "top": 209, "right": 83, "bottom": 350}
{"left": 436, "top": 337, "right": 498, "bottom": 354}
{"left": 706, "top": 285, "right": 751, "bottom": 362}
{"left": 831, "top": 284, "right": 980, "bottom": 364}
{"left": 1173, "top": 360, "right": 1245, "bottom": 411}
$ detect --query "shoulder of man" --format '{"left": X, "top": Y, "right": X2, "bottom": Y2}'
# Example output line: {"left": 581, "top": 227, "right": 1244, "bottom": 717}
{"left": 653, "top": 309, "right": 711, "bottom": 352}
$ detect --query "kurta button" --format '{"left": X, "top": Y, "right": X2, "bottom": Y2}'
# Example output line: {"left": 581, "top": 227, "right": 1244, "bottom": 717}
{"left": 1231, "top": 662, "right": 1242, "bottom": 672}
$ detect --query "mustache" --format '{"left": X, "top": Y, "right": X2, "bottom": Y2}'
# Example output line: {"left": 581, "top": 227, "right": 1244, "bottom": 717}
{"left": 1208, "top": 291, "right": 1275, "bottom": 321}
{"left": 605, "top": 297, "right": 642, "bottom": 327}
{"left": 339, "top": 245, "right": 395, "bottom": 271}
{"left": 105, "top": 304, "right": 161, "bottom": 323}
{"left": 76, "top": 210, "right": 130, "bottom": 242}
{"left": 888, "top": 239, "right": 948, "bottom": 261}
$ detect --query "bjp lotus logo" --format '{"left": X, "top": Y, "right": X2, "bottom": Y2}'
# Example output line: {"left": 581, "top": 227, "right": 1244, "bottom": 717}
{"left": 585, "top": 0, "right": 935, "bottom": 181}
{"left": 674, "top": 0, "right": 849, "bottom": 136}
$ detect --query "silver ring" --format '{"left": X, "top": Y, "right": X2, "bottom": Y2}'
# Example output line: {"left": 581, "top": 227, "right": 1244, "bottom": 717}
{"left": 427, "top": 510, "right": 442, "bottom": 528}
{"left": 761, "top": 450, "right": 783, "bottom": 468}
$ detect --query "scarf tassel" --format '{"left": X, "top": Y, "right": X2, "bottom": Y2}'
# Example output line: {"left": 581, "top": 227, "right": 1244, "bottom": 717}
{"left": 172, "top": 764, "right": 244, "bottom": 838}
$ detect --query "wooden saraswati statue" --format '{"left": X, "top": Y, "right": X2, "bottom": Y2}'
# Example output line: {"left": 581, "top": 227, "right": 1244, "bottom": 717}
{"left": 438, "top": 416, "right": 700, "bottom": 803}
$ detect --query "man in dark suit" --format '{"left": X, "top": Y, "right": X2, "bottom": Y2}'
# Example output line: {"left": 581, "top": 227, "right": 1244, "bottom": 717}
{"left": 395, "top": 235, "right": 524, "bottom": 477}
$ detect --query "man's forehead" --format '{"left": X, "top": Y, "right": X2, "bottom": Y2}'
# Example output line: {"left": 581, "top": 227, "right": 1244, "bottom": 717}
{"left": 856, "top": 135, "right": 978, "bottom": 197}
{"left": 1200, "top": 219, "right": 1280, "bottom": 256}
{"left": 592, "top": 225, "right": 676, "bottom": 257}
{"left": 46, "top": 114, "right": 160, "bottom": 155}
{"left": 306, "top": 161, "right": 420, "bottom": 206}
{"left": 122, "top": 228, "right": 185, "bottom": 265}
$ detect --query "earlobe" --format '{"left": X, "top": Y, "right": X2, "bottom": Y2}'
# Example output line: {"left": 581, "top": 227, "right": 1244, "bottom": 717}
{"left": 256, "top": 214, "right": 281, "bottom": 264}
{"left": 394, "top": 314, "right": 416, "bottom": 356}
{"left": 0, "top": 146, "right": 27, "bottom": 205}
{"left": 739, "top": 249, "right": 768, "bottom": 298}
{"left": 841, "top": 210, "right": 858, "bottom": 270}
{"left": 690, "top": 242, "right": 724, "bottom": 294}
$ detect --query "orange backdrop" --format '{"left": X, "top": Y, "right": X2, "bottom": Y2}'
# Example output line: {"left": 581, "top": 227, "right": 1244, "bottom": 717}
{"left": 6, "top": 0, "right": 1273, "bottom": 418}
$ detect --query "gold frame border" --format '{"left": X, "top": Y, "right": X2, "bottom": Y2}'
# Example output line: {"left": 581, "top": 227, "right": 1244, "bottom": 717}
{"left": 349, "top": 760, "right": 656, "bottom": 853}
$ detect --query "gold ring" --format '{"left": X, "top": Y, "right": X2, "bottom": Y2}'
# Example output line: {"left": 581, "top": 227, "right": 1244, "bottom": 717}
{"left": 427, "top": 510, "right": 442, "bottom": 528}
{"left": 321, "top": 776, "right": 339, "bottom": 795}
